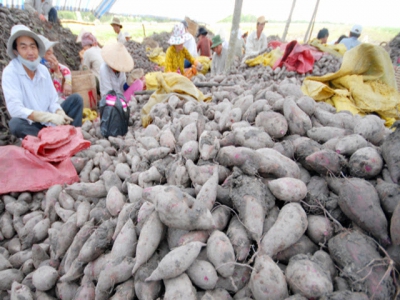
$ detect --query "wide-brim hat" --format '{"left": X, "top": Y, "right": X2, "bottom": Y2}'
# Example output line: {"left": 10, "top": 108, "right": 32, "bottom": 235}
{"left": 38, "top": 35, "right": 58, "bottom": 51}
{"left": 110, "top": 17, "right": 123, "bottom": 28}
{"left": 101, "top": 42, "right": 134, "bottom": 72}
{"left": 257, "top": 16, "right": 267, "bottom": 24}
{"left": 211, "top": 35, "right": 223, "bottom": 49}
{"left": 7, "top": 24, "right": 46, "bottom": 59}
{"left": 168, "top": 23, "right": 191, "bottom": 45}
{"left": 197, "top": 27, "right": 208, "bottom": 37}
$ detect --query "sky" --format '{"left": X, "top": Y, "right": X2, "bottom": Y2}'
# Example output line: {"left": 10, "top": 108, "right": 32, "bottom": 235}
{"left": 110, "top": 0, "right": 399, "bottom": 28}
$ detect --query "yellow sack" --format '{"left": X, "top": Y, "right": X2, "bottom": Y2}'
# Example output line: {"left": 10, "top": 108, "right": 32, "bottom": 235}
{"left": 141, "top": 73, "right": 212, "bottom": 127}
{"left": 147, "top": 47, "right": 166, "bottom": 67}
{"left": 196, "top": 56, "right": 211, "bottom": 74}
{"left": 245, "top": 48, "right": 283, "bottom": 67}
{"left": 309, "top": 38, "right": 346, "bottom": 57}
{"left": 302, "top": 44, "right": 400, "bottom": 127}
{"left": 82, "top": 108, "right": 98, "bottom": 123}
{"left": 145, "top": 72, "right": 163, "bottom": 91}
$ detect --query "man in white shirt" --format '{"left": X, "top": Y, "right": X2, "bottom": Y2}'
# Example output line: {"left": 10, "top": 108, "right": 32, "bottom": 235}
{"left": 24, "top": 0, "right": 58, "bottom": 23}
{"left": 182, "top": 20, "right": 198, "bottom": 68}
{"left": 244, "top": 16, "right": 268, "bottom": 60}
{"left": 340, "top": 25, "right": 363, "bottom": 50}
{"left": 2, "top": 25, "right": 83, "bottom": 139}
{"left": 110, "top": 17, "right": 126, "bottom": 44}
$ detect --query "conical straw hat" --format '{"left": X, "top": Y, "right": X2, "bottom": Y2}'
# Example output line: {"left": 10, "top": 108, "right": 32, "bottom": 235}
{"left": 101, "top": 42, "right": 134, "bottom": 72}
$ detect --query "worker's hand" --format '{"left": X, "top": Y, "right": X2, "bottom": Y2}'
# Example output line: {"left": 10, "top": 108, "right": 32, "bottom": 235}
{"left": 196, "top": 63, "right": 203, "bottom": 71}
{"left": 63, "top": 84, "right": 72, "bottom": 97}
{"left": 31, "top": 111, "right": 66, "bottom": 125}
{"left": 127, "top": 71, "right": 137, "bottom": 86}
{"left": 39, "top": 14, "right": 46, "bottom": 22}
{"left": 79, "top": 49, "right": 86, "bottom": 61}
{"left": 47, "top": 54, "right": 59, "bottom": 72}
{"left": 56, "top": 109, "right": 74, "bottom": 125}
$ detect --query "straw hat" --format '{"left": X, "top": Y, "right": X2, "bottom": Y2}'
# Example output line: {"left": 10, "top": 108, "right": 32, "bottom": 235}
{"left": 101, "top": 42, "right": 134, "bottom": 72}
{"left": 7, "top": 24, "right": 46, "bottom": 59}
{"left": 38, "top": 35, "right": 58, "bottom": 51}
{"left": 168, "top": 23, "right": 191, "bottom": 45}
{"left": 110, "top": 17, "right": 123, "bottom": 28}
{"left": 257, "top": 16, "right": 267, "bottom": 24}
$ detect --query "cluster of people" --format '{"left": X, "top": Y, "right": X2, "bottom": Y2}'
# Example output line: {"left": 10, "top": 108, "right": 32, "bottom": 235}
{"left": 316, "top": 24, "right": 363, "bottom": 50}
{"left": 1, "top": 7, "right": 368, "bottom": 140}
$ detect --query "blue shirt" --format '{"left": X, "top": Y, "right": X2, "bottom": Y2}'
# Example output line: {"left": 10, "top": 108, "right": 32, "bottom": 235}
{"left": 340, "top": 37, "right": 361, "bottom": 50}
{"left": 2, "top": 58, "right": 61, "bottom": 121}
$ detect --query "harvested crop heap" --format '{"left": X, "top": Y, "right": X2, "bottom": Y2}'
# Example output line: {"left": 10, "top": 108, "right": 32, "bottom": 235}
{"left": 145, "top": 31, "right": 171, "bottom": 52}
{"left": 0, "top": 7, "right": 81, "bottom": 146}
{"left": 389, "top": 32, "right": 400, "bottom": 64}
{"left": 1, "top": 57, "right": 400, "bottom": 299}
{"left": 125, "top": 40, "right": 158, "bottom": 74}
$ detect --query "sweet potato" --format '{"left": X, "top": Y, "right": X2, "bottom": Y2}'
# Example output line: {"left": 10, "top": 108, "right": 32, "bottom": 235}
{"left": 329, "top": 177, "right": 390, "bottom": 245}
{"left": 376, "top": 178, "right": 400, "bottom": 215}
{"left": 216, "top": 146, "right": 260, "bottom": 176}
{"left": 10, "top": 281, "right": 34, "bottom": 299}
{"left": 295, "top": 138, "right": 323, "bottom": 170}
{"left": 186, "top": 160, "right": 230, "bottom": 185}
{"left": 215, "top": 264, "right": 251, "bottom": 293}
{"left": 307, "top": 126, "right": 349, "bottom": 143}
{"left": 260, "top": 203, "right": 308, "bottom": 257}
{"left": 199, "top": 131, "right": 221, "bottom": 161}
{"left": 146, "top": 241, "right": 205, "bottom": 281}
{"left": 275, "top": 235, "right": 318, "bottom": 263}
{"left": 283, "top": 97, "right": 312, "bottom": 136}
{"left": 257, "top": 148, "right": 301, "bottom": 179}
{"left": 181, "top": 140, "right": 199, "bottom": 162}
{"left": 211, "top": 206, "right": 231, "bottom": 231}
{"left": 249, "top": 254, "right": 288, "bottom": 300}
{"left": 134, "top": 252, "right": 162, "bottom": 300}
{"left": 305, "top": 149, "right": 347, "bottom": 176}
{"left": 306, "top": 215, "right": 334, "bottom": 245}
{"left": 335, "top": 134, "right": 368, "bottom": 155}
{"left": 255, "top": 111, "right": 288, "bottom": 139}
{"left": 219, "top": 126, "right": 274, "bottom": 150}
{"left": 178, "top": 122, "right": 198, "bottom": 146}
{"left": 296, "top": 95, "right": 315, "bottom": 116}
{"left": 110, "top": 279, "right": 135, "bottom": 300}
{"left": 391, "top": 202, "right": 400, "bottom": 245}
{"left": 268, "top": 177, "right": 307, "bottom": 202}
{"left": 226, "top": 215, "right": 251, "bottom": 262}
{"left": 348, "top": 147, "right": 383, "bottom": 178}
{"left": 163, "top": 273, "right": 197, "bottom": 300}
{"left": 286, "top": 254, "right": 333, "bottom": 298}
{"left": 131, "top": 211, "right": 165, "bottom": 275}
{"left": 328, "top": 231, "right": 395, "bottom": 299}
{"left": 228, "top": 169, "right": 269, "bottom": 240}
{"left": 32, "top": 266, "right": 58, "bottom": 291}
{"left": 111, "top": 219, "right": 137, "bottom": 258}
{"left": 187, "top": 259, "right": 218, "bottom": 290}
{"left": 354, "top": 114, "right": 386, "bottom": 145}
{"left": 207, "top": 230, "right": 235, "bottom": 278}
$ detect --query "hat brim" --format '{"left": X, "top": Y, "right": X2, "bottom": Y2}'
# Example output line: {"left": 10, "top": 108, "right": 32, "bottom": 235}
{"left": 110, "top": 23, "right": 123, "bottom": 28}
{"left": 168, "top": 33, "right": 191, "bottom": 45}
{"left": 101, "top": 42, "right": 134, "bottom": 72}
{"left": 211, "top": 41, "right": 222, "bottom": 49}
{"left": 45, "top": 41, "right": 59, "bottom": 51}
{"left": 7, "top": 30, "right": 46, "bottom": 59}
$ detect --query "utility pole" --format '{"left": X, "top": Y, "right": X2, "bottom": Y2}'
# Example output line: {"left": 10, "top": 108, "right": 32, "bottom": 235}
{"left": 282, "top": 0, "right": 296, "bottom": 42}
{"left": 224, "top": 0, "right": 243, "bottom": 75}
{"left": 303, "top": 0, "right": 320, "bottom": 43}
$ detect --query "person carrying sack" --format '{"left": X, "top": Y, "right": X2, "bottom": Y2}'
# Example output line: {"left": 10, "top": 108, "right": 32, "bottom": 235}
{"left": 2, "top": 25, "right": 83, "bottom": 139}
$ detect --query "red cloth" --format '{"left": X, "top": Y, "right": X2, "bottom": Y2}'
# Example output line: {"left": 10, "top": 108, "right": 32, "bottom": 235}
{"left": 0, "top": 146, "right": 79, "bottom": 195}
{"left": 22, "top": 125, "right": 90, "bottom": 162}
{"left": 273, "top": 40, "right": 315, "bottom": 74}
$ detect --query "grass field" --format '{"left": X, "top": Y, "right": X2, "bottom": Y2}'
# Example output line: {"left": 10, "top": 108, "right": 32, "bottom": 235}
{"left": 63, "top": 21, "right": 400, "bottom": 46}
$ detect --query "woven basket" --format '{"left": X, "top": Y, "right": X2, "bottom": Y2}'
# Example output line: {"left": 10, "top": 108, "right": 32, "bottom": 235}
{"left": 184, "top": 16, "right": 198, "bottom": 38}
{"left": 395, "top": 65, "right": 400, "bottom": 92}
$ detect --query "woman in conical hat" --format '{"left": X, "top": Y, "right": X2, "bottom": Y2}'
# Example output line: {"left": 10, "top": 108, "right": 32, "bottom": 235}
{"left": 99, "top": 42, "right": 134, "bottom": 98}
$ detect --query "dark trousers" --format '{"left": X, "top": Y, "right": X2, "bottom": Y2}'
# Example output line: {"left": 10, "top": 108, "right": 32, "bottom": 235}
{"left": 9, "top": 94, "right": 83, "bottom": 139}
{"left": 184, "top": 59, "right": 192, "bottom": 68}
{"left": 48, "top": 7, "right": 58, "bottom": 23}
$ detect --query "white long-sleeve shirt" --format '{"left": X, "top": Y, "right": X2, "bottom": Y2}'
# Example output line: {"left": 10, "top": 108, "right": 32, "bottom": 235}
{"left": 117, "top": 32, "right": 126, "bottom": 44}
{"left": 244, "top": 30, "right": 267, "bottom": 59}
{"left": 82, "top": 46, "right": 104, "bottom": 80}
{"left": 24, "top": 0, "right": 53, "bottom": 20}
{"left": 184, "top": 35, "right": 198, "bottom": 58}
{"left": 2, "top": 58, "right": 61, "bottom": 121}
{"left": 99, "top": 63, "right": 126, "bottom": 97}
{"left": 211, "top": 48, "right": 228, "bottom": 76}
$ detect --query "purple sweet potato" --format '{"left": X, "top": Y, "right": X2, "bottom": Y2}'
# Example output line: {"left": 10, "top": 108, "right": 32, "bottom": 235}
{"left": 335, "top": 134, "right": 369, "bottom": 155}
{"left": 376, "top": 179, "right": 400, "bottom": 215}
{"left": 381, "top": 123, "right": 400, "bottom": 183}
{"left": 216, "top": 146, "right": 260, "bottom": 176}
{"left": 348, "top": 147, "right": 383, "bottom": 178}
{"left": 283, "top": 97, "right": 312, "bottom": 136}
{"left": 268, "top": 177, "right": 307, "bottom": 202}
{"left": 391, "top": 202, "right": 400, "bottom": 245}
{"left": 305, "top": 149, "right": 347, "bottom": 176}
{"left": 307, "top": 126, "right": 349, "bottom": 143}
{"left": 328, "top": 231, "right": 395, "bottom": 300}
{"left": 328, "top": 177, "right": 390, "bottom": 245}
{"left": 257, "top": 148, "right": 301, "bottom": 179}
{"left": 207, "top": 230, "right": 235, "bottom": 278}
{"left": 226, "top": 216, "right": 251, "bottom": 262}
{"left": 255, "top": 111, "right": 288, "bottom": 139}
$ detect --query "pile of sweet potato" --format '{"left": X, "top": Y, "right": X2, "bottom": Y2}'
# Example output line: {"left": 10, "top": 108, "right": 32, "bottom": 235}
{"left": 1, "top": 71, "right": 400, "bottom": 299}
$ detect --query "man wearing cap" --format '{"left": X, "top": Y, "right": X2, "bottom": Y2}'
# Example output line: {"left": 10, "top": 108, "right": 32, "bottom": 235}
{"left": 197, "top": 27, "right": 212, "bottom": 58}
{"left": 182, "top": 20, "right": 198, "bottom": 68}
{"left": 124, "top": 32, "right": 132, "bottom": 43}
{"left": 244, "top": 16, "right": 268, "bottom": 60}
{"left": 210, "top": 35, "right": 227, "bottom": 76}
{"left": 99, "top": 42, "right": 134, "bottom": 98}
{"left": 25, "top": 0, "right": 58, "bottom": 24}
{"left": 2, "top": 25, "right": 83, "bottom": 139}
{"left": 110, "top": 17, "right": 125, "bottom": 44}
{"left": 340, "top": 25, "right": 363, "bottom": 50}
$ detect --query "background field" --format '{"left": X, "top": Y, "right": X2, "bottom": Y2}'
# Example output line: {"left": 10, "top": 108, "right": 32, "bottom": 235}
{"left": 61, "top": 13, "right": 400, "bottom": 47}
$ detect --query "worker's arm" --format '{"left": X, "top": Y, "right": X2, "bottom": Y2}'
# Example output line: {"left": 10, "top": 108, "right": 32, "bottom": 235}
{"left": 24, "top": 0, "right": 38, "bottom": 15}
{"left": 245, "top": 32, "right": 260, "bottom": 57}
{"left": 183, "top": 48, "right": 196, "bottom": 65}
{"left": 164, "top": 46, "right": 176, "bottom": 73}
